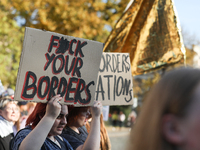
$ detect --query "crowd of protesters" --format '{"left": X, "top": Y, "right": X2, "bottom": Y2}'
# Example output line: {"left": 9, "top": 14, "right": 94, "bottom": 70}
{"left": 0, "top": 80, "right": 110, "bottom": 150}
{"left": 2, "top": 67, "right": 200, "bottom": 150}
{"left": 110, "top": 110, "right": 137, "bottom": 130}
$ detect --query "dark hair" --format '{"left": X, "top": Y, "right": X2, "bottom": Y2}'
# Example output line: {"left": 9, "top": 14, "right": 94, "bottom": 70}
{"left": 128, "top": 67, "right": 200, "bottom": 150}
{"left": 67, "top": 106, "right": 90, "bottom": 125}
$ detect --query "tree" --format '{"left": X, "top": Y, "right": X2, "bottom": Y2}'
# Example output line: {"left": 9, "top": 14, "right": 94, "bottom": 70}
{"left": 0, "top": 0, "right": 130, "bottom": 88}
{"left": 1, "top": 0, "right": 129, "bottom": 43}
{"left": 0, "top": 5, "right": 24, "bottom": 89}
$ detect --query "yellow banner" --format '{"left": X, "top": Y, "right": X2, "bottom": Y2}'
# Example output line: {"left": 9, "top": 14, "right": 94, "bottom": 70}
{"left": 104, "top": 0, "right": 185, "bottom": 75}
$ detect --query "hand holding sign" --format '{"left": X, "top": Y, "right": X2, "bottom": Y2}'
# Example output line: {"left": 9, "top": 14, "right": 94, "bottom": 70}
{"left": 45, "top": 94, "right": 62, "bottom": 119}
{"left": 90, "top": 101, "right": 102, "bottom": 117}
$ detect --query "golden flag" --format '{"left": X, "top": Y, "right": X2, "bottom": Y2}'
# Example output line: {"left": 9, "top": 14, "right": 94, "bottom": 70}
{"left": 104, "top": 0, "right": 185, "bottom": 75}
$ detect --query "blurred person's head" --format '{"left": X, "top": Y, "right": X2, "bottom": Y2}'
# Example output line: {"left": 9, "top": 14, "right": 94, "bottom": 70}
{"left": 0, "top": 98, "right": 18, "bottom": 122}
{"left": 26, "top": 103, "right": 68, "bottom": 136}
{"left": 13, "top": 104, "right": 20, "bottom": 122}
{"left": 26, "top": 102, "right": 36, "bottom": 116}
{"left": 67, "top": 106, "right": 91, "bottom": 128}
{"left": 18, "top": 101, "right": 28, "bottom": 116}
{"left": 2, "top": 88, "right": 14, "bottom": 99}
{"left": 128, "top": 67, "right": 200, "bottom": 150}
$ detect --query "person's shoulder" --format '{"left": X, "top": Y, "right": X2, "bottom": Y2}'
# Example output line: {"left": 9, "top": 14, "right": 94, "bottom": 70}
{"left": 62, "top": 126, "right": 75, "bottom": 135}
{"left": 61, "top": 130, "right": 77, "bottom": 140}
{"left": 14, "top": 126, "right": 32, "bottom": 138}
{"left": 10, "top": 127, "right": 32, "bottom": 150}
{"left": 79, "top": 126, "right": 87, "bottom": 132}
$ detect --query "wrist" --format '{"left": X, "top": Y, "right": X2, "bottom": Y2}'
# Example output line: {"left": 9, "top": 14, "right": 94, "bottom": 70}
{"left": 92, "top": 115, "right": 100, "bottom": 120}
{"left": 44, "top": 113, "right": 57, "bottom": 121}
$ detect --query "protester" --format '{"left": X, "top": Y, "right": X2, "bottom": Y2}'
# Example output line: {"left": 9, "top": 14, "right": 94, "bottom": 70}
{"left": 11, "top": 94, "right": 73, "bottom": 150}
{"left": 2, "top": 88, "right": 15, "bottom": 99}
{"left": 127, "top": 110, "right": 137, "bottom": 127}
{"left": 127, "top": 67, "right": 200, "bottom": 150}
{"left": 118, "top": 111, "right": 125, "bottom": 129}
{"left": 0, "top": 97, "right": 18, "bottom": 150}
{"left": 12, "top": 104, "right": 21, "bottom": 135}
{"left": 18, "top": 101, "right": 28, "bottom": 117}
{"left": 111, "top": 111, "right": 118, "bottom": 130}
{"left": 100, "top": 114, "right": 112, "bottom": 150}
{"left": 61, "top": 101, "right": 102, "bottom": 150}
{"left": 85, "top": 113, "right": 111, "bottom": 150}
{"left": 20, "top": 102, "right": 36, "bottom": 129}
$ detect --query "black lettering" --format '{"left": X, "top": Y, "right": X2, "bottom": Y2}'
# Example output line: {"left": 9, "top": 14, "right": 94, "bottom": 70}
{"left": 113, "top": 75, "right": 116, "bottom": 101}
{"left": 125, "top": 89, "right": 133, "bottom": 102}
{"left": 122, "top": 54, "right": 129, "bottom": 73}
{"left": 55, "top": 37, "right": 69, "bottom": 54}
{"left": 117, "top": 54, "right": 122, "bottom": 73}
{"left": 84, "top": 81, "right": 94, "bottom": 104}
{"left": 65, "top": 56, "right": 76, "bottom": 75}
{"left": 47, "top": 76, "right": 59, "bottom": 100}
{"left": 104, "top": 75, "right": 113, "bottom": 100}
{"left": 48, "top": 35, "right": 59, "bottom": 53}
{"left": 112, "top": 54, "right": 117, "bottom": 73}
{"left": 124, "top": 54, "right": 130, "bottom": 72}
{"left": 68, "top": 39, "right": 77, "bottom": 55}
{"left": 106, "top": 54, "right": 113, "bottom": 72}
{"left": 65, "top": 77, "right": 77, "bottom": 102}
{"left": 57, "top": 77, "right": 67, "bottom": 97}
{"left": 37, "top": 76, "right": 50, "bottom": 100}
{"left": 74, "top": 79, "right": 85, "bottom": 104}
{"left": 52, "top": 55, "right": 64, "bottom": 74}
{"left": 123, "top": 78, "right": 131, "bottom": 95}
{"left": 44, "top": 53, "right": 55, "bottom": 71}
{"left": 71, "top": 57, "right": 83, "bottom": 77}
{"left": 21, "top": 71, "right": 37, "bottom": 100}
{"left": 99, "top": 55, "right": 105, "bottom": 72}
{"left": 95, "top": 75, "right": 105, "bottom": 100}
{"left": 116, "top": 76, "right": 123, "bottom": 96}
{"left": 74, "top": 40, "right": 87, "bottom": 57}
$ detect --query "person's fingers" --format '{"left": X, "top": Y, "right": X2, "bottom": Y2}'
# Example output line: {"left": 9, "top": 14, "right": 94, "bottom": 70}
{"left": 49, "top": 94, "right": 61, "bottom": 103}
{"left": 45, "top": 95, "right": 62, "bottom": 118}
{"left": 52, "top": 95, "right": 62, "bottom": 107}
{"left": 93, "top": 101, "right": 102, "bottom": 107}
{"left": 91, "top": 101, "right": 102, "bottom": 117}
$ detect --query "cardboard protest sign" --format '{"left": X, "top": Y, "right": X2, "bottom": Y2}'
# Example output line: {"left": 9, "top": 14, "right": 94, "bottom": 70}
{"left": 95, "top": 53, "right": 133, "bottom": 105}
{"left": 15, "top": 27, "right": 103, "bottom": 106}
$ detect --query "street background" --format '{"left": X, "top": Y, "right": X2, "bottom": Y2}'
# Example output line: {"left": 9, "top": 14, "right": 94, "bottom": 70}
{"left": 107, "top": 127, "right": 131, "bottom": 150}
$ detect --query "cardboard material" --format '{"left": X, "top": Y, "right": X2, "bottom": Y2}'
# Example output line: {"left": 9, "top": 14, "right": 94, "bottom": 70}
{"left": 95, "top": 52, "right": 133, "bottom": 105}
{"left": 15, "top": 27, "right": 103, "bottom": 106}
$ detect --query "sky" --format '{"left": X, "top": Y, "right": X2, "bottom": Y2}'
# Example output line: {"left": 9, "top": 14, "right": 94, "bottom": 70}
{"left": 174, "top": 0, "right": 200, "bottom": 41}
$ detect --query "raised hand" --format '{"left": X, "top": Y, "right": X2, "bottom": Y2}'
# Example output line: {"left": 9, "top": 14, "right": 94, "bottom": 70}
{"left": 45, "top": 94, "right": 62, "bottom": 119}
{"left": 90, "top": 101, "right": 102, "bottom": 118}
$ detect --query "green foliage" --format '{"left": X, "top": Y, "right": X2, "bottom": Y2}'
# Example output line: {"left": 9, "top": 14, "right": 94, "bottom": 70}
{"left": 0, "top": 0, "right": 130, "bottom": 89}
{"left": 0, "top": 7, "right": 24, "bottom": 89}
{"left": 2, "top": 0, "right": 129, "bottom": 42}
{"left": 110, "top": 105, "right": 132, "bottom": 121}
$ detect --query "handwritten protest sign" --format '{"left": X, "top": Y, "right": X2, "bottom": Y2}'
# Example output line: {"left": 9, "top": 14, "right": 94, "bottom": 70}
{"left": 95, "top": 53, "right": 133, "bottom": 105}
{"left": 14, "top": 27, "right": 103, "bottom": 106}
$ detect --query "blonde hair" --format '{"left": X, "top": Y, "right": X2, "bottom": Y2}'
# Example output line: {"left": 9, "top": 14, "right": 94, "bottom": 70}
{"left": 0, "top": 97, "right": 17, "bottom": 110}
{"left": 127, "top": 67, "right": 200, "bottom": 150}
